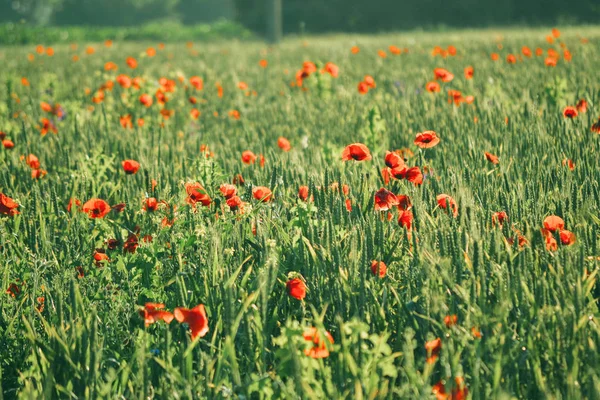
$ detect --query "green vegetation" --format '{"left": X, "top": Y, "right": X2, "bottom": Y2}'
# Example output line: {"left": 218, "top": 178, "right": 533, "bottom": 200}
{"left": 0, "top": 26, "right": 600, "bottom": 398}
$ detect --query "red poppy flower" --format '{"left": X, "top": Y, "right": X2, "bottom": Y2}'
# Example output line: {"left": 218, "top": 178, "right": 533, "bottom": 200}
{"left": 242, "top": 150, "right": 257, "bottom": 164}
{"left": 426, "top": 81, "right": 441, "bottom": 93}
{"left": 123, "top": 233, "right": 139, "bottom": 254}
{"left": 120, "top": 115, "right": 133, "bottom": 129}
{"left": 491, "top": 53, "right": 499, "bottom": 61}
{"left": 174, "top": 304, "right": 209, "bottom": 340}
{"left": 286, "top": 278, "right": 306, "bottom": 300}
{"left": 139, "top": 94, "right": 153, "bottom": 107}
{"left": 591, "top": 118, "right": 600, "bottom": 133}
{"left": 122, "top": 159, "right": 140, "bottom": 174}
{"left": 485, "top": 152, "right": 499, "bottom": 164}
{"left": 252, "top": 186, "right": 273, "bottom": 202}
{"left": 384, "top": 151, "right": 404, "bottom": 169}
{"left": 303, "top": 327, "right": 334, "bottom": 358}
{"left": 6, "top": 282, "right": 21, "bottom": 298}
{"left": 185, "top": 183, "right": 211, "bottom": 207}
{"left": 562, "top": 158, "right": 575, "bottom": 171}
{"left": 3, "top": 139, "right": 14, "bottom": 149}
{"left": 563, "top": 106, "right": 578, "bottom": 118}
{"left": 492, "top": 211, "right": 508, "bottom": 227}
{"left": 358, "top": 81, "right": 369, "bottom": 95}
{"left": 545, "top": 57, "right": 557, "bottom": 67}
{"left": 374, "top": 188, "right": 399, "bottom": 212}
{"left": 437, "top": 194, "right": 458, "bottom": 217}
{"left": 93, "top": 250, "right": 109, "bottom": 266}
{"left": 425, "top": 337, "right": 442, "bottom": 364}
{"left": 364, "top": 75, "right": 376, "bottom": 88}
{"left": 0, "top": 193, "right": 19, "bottom": 216}
{"left": 278, "top": 137, "right": 291, "bottom": 152}
{"left": 414, "top": 131, "right": 440, "bottom": 148}
{"left": 322, "top": 62, "right": 339, "bottom": 78}
{"left": 444, "top": 314, "right": 458, "bottom": 327}
{"left": 370, "top": 260, "right": 387, "bottom": 278}
{"left": 141, "top": 303, "right": 174, "bottom": 327}
{"left": 398, "top": 209, "right": 413, "bottom": 230}
{"left": 259, "top": 59, "right": 268, "bottom": 68}
{"left": 226, "top": 196, "right": 243, "bottom": 211}
{"left": 452, "top": 377, "right": 469, "bottom": 400}
{"left": 506, "top": 54, "right": 517, "bottom": 64}
{"left": 559, "top": 229, "right": 576, "bottom": 245}
{"left": 433, "top": 68, "right": 454, "bottom": 82}
{"left": 82, "top": 198, "right": 110, "bottom": 218}
{"left": 116, "top": 74, "right": 131, "bottom": 89}
{"left": 126, "top": 57, "right": 137, "bottom": 69}
{"left": 219, "top": 184, "right": 237, "bottom": 199}
{"left": 143, "top": 197, "right": 158, "bottom": 211}
{"left": 342, "top": 143, "right": 371, "bottom": 161}
{"left": 31, "top": 169, "right": 46, "bottom": 179}
{"left": 26, "top": 154, "right": 40, "bottom": 169}
{"left": 541, "top": 228, "right": 559, "bottom": 251}
{"left": 464, "top": 66, "right": 474, "bottom": 79}
{"left": 543, "top": 215, "right": 564, "bottom": 232}
{"left": 405, "top": 167, "right": 423, "bottom": 185}
{"left": 351, "top": 46, "right": 360, "bottom": 54}
{"left": 345, "top": 199, "right": 352, "bottom": 212}
{"left": 522, "top": 46, "right": 532, "bottom": 57}
{"left": 389, "top": 45, "right": 402, "bottom": 55}
{"left": 67, "top": 198, "right": 82, "bottom": 212}
{"left": 432, "top": 382, "right": 447, "bottom": 400}
{"left": 576, "top": 99, "right": 587, "bottom": 113}
{"left": 298, "top": 186, "right": 310, "bottom": 201}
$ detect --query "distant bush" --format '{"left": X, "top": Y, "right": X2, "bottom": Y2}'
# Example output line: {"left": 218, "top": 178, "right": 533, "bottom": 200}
{"left": 0, "top": 20, "right": 253, "bottom": 45}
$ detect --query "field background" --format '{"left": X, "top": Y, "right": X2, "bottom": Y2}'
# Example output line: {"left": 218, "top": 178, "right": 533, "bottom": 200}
{"left": 1, "top": 23, "right": 600, "bottom": 398}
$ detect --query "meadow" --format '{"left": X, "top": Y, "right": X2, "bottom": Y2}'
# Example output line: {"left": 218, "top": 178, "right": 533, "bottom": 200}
{"left": 1, "top": 26, "right": 600, "bottom": 399}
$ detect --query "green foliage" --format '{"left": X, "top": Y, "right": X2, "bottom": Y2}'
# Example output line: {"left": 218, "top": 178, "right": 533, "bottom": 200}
{"left": 0, "top": 26, "right": 600, "bottom": 398}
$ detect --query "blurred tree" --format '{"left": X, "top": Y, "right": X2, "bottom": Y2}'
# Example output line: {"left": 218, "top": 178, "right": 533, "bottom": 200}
{"left": 54, "top": 0, "right": 179, "bottom": 26}
{"left": 6, "top": 0, "right": 64, "bottom": 25}
{"left": 177, "top": 0, "right": 235, "bottom": 24}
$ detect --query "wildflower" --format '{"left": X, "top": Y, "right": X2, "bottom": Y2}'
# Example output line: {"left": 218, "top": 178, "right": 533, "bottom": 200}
{"left": 174, "top": 304, "right": 209, "bottom": 340}
{"left": 303, "top": 327, "right": 334, "bottom": 358}
{"left": 286, "top": 278, "right": 306, "bottom": 300}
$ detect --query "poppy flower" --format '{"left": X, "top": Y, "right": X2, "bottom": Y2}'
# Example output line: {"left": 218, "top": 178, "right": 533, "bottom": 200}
{"left": 444, "top": 315, "right": 458, "bottom": 327}
{"left": 2, "top": 140, "right": 14, "bottom": 149}
{"left": 370, "top": 260, "right": 387, "bottom": 278}
{"left": 542, "top": 229, "right": 558, "bottom": 251}
{"left": 506, "top": 54, "right": 517, "bottom": 64}
{"left": 67, "top": 198, "right": 82, "bottom": 212}
{"left": 303, "top": 327, "right": 334, "bottom": 358}
{"left": 140, "top": 303, "right": 174, "bottom": 328}
{"left": 226, "top": 196, "right": 243, "bottom": 211}
{"left": 341, "top": 143, "right": 371, "bottom": 161}
{"left": 31, "top": 169, "right": 47, "bottom": 179}
{"left": 414, "top": 131, "right": 440, "bottom": 148}
{"left": 82, "top": 198, "right": 110, "bottom": 219}
{"left": 120, "top": 115, "right": 133, "bottom": 129}
{"left": 426, "top": 81, "right": 441, "bottom": 93}
{"left": 229, "top": 110, "right": 241, "bottom": 120}
{"left": 405, "top": 167, "right": 423, "bottom": 185}
{"left": 559, "top": 230, "right": 576, "bottom": 245}
{"left": 437, "top": 194, "right": 458, "bottom": 217}
{"left": 286, "top": 278, "right": 306, "bottom": 300}
{"left": 0, "top": 193, "right": 19, "bottom": 216}
{"left": 385, "top": 151, "right": 404, "bottom": 169}
{"left": 122, "top": 159, "right": 140, "bottom": 175}
{"left": 322, "top": 62, "right": 339, "bottom": 78}
{"left": 126, "top": 57, "right": 137, "bottom": 69}
{"left": 298, "top": 186, "right": 310, "bottom": 201}
{"left": 364, "top": 75, "right": 376, "bottom": 88}
{"left": 219, "top": 184, "right": 237, "bottom": 199}
{"left": 358, "top": 81, "right": 369, "bottom": 95}
{"left": 433, "top": 68, "right": 454, "bottom": 82}
{"left": 397, "top": 209, "right": 413, "bottom": 230}
{"left": 563, "top": 106, "right": 578, "bottom": 118}
{"left": 252, "top": 186, "right": 273, "bottom": 202}
{"left": 174, "top": 304, "right": 209, "bottom": 340}
{"left": 6, "top": 282, "right": 21, "bottom": 298}
{"left": 491, "top": 53, "right": 499, "bottom": 61}
{"left": 576, "top": 99, "right": 587, "bottom": 113}
{"left": 562, "top": 158, "right": 575, "bottom": 171}
{"left": 190, "top": 109, "right": 200, "bottom": 120}
{"left": 522, "top": 46, "right": 532, "bottom": 57}
{"left": 259, "top": 59, "right": 268, "bottom": 68}
{"left": 185, "top": 183, "right": 211, "bottom": 207}
{"left": 545, "top": 57, "right": 557, "bottom": 67}
{"left": 432, "top": 382, "right": 447, "bottom": 400}
{"left": 552, "top": 28, "right": 561, "bottom": 38}
{"left": 464, "top": 66, "right": 474, "bottom": 79}
{"left": 492, "top": 211, "right": 508, "bottom": 227}
{"left": 144, "top": 197, "right": 158, "bottom": 212}
{"left": 425, "top": 337, "right": 442, "bottom": 364}
{"left": 139, "top": 94, "right": 153, "bottom": 107}
{"left": 40, "top": 118, "right": 57, "bottom": 135}
{"left": 389, "top": 45, "right": 402, "bottom": 55}
{"left": 447, "top": 45, "right": 457, "bottom": 56}
{"left": 543, "top": 215, "right": 564, "bottom": 232}
{"left": 591, "top": 118, "right": 600, "bottom": 133}
{"left": 123, "top": 233, "right": 139, "bottom": 254}
{"left": 189, "top": 76, "right": 204, "bottom": 91}
{"left": 563, "top": 50, "right": 572, "bottom": 62}
{"left": 351, "top": 46, "right": 360, "bottom": 54}
{"left": 452, "top": 377, "right": 469, "bottom": 400}
{"left": 277, "top": 137, "right": 291, "bottom": 152}
{"left": 116, "top": 74, "right": 131, "bottom": 89}
{"left": 242, "top": 150, "right": 257, "bottom": 164}
{"left": 485, "top": 152, "right": 499, "bottom": 164}
{"left": 26, "top": 154, "right": 40, "bottom": 169}
{"left": 374, "top": 188, "right": 399, "bottom": 212}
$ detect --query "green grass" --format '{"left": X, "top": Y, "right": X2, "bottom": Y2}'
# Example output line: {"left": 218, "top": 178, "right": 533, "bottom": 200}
{"left": 1, "top": 25, "right": 600, "bottom": 399}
